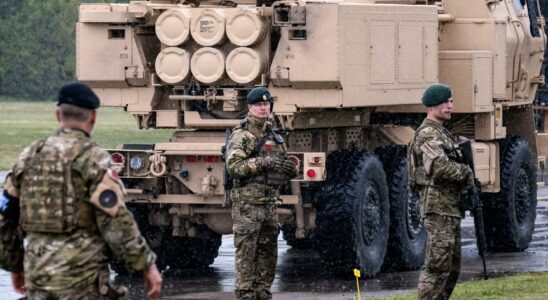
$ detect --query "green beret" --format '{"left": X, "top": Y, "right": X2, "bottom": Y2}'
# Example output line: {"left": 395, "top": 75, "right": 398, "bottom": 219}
{"left": 421, "top": 83, "right": 452, "bottom": 107}
{"left": 57, "top": 82, "right": 100, "bottom": 109}
{"left": 247, "top": 87, "right": 273, "bottom": 105}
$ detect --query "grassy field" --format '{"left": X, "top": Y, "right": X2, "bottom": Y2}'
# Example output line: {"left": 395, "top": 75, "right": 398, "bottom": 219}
{"left": 371, "top": 272, "right": 548, "bottom": 300}
{"left": 0, "top": 98, "right": 173, "bottom": 170}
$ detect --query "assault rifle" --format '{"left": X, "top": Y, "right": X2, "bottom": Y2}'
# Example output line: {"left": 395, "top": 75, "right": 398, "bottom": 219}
{"left": 458, "top": 139, "right": 488, "bottom": 280}
{"left": 221, "top": 128, "right": 233, "bottom": 207}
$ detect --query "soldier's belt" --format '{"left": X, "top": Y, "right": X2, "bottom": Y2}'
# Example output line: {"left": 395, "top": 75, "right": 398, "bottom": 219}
{"left": 230, "top": 187, "right": 280, "bottom": 202}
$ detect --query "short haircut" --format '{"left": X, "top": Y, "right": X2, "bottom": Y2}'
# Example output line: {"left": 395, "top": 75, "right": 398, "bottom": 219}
{"left": 58, "top": 103, "right": 92, "bottom": 122}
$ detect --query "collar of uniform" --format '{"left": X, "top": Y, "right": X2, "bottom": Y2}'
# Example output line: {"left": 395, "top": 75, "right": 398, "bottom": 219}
{"left": 421, "top": 118, "right": 456, "bottom": 141}
{"left": 55, "top": 127, "right": 91, "bottom": 139}
{"left": 246, "top": 114, "right": 272, "bottom": 137}
{"left": 422, "top": 118, "right": 445, "bottom": 132}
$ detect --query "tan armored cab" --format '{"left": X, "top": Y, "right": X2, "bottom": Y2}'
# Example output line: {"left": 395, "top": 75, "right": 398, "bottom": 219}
{"left": 77, "top": 0, "right": 545, "bottom": 276}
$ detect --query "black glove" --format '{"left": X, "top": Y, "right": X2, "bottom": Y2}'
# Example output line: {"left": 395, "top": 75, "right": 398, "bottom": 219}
{"left": 281, "top": 159, "right": 298, "bottom": 177}
{"left": 464, "top": 166, "right": 476, "bottom": 195}
{"left": 257, "top": 157, "right": 282, "bottom": 170}
{"left": 259, "top": 157, "right": 297, "bottom": 176}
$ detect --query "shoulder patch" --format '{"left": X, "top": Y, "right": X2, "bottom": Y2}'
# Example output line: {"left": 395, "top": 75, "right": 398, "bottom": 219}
{"left": 90, "top": 169, "right": 126, "bottom": 217}
{"left": 420, "top": 142, "right": 443, "bottom": 160}
{"left": 99, "top": 190, "right": 118, "bottom": 208}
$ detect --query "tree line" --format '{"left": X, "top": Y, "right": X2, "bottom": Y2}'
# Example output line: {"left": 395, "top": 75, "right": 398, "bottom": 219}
{"left": 0, "top": 0, "right": 128, "bottom": 100}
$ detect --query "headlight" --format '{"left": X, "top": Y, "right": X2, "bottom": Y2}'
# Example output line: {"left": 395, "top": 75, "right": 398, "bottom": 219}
{"left": 130, "top": 155, "right": 145, "bottom": 170}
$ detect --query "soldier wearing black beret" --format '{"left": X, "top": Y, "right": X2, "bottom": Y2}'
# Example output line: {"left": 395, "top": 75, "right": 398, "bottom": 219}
{"left": 226, "top": 87, "right": 297, "bottom": 300}
{"left": 0, "top": 81, "right": 163, "bottom": 299}
{"left": 57, "top": 81, "right": 101, "bottom": 109}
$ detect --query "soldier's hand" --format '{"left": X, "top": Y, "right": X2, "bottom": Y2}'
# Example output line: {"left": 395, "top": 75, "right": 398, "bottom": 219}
{"left": 11, "top": 272, "right": 26, "bottom": 294}
{"left": 259, "top": 157, "right": 283, "bottom": 170}
{"left": 464, "top": 166, "right": 476, "bottom": 195}
{"left": 144, "top": 263, "right": 162, "bottom": 300}
{"left": 281, "top": 159, "right": 298, "bottom": 176}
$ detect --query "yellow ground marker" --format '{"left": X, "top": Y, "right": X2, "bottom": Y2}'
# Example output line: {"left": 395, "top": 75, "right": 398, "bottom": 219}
{"left": 354, "top": 268, "right": 362, "bottom": 300}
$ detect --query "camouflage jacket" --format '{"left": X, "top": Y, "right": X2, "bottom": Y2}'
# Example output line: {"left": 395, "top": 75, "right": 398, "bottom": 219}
{"left": 408, "top": 118, "right": 470, "bottom": 218}
{"left": 226, "top": 114, "right": 290, "bottom": 204}
{"left": 0, "top": 128, "right": 155, "bottom": 292}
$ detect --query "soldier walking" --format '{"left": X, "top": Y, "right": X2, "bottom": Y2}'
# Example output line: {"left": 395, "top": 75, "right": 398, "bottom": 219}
{"left": 408, "top": 83, "right": 475, "bottom": 300}
{"left": 0, "top": 82, "right": 162, "bottom": 299}
{"left": 225, "top": 87, "right": 298, "bottom": 300}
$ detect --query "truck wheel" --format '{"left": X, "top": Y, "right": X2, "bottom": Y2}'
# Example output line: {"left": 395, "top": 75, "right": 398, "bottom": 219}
{"left": 316, "top": 150, "right": 389, "bottom": 277}
{"left": 186, "top": 225, "right": 223, "bottom": 267}
{"left": 111, "top": 205, "right": 164, "bottom": 275}
{"left": 158, "top": 225, "right": 222, "bottom": 270}
{"left": 483, "top": 137, "right": 537, "bottom": 251}
{"left": 281, "top": 223, "right": 315, "bottom": 249}
{"left": 376, "top": 145, "right": 426, "bottom": 272}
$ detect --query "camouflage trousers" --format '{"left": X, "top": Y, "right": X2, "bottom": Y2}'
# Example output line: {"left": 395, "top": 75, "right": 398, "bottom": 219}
{"left": 418, "top": 213, "right": 461, "bottom": 300}
{"left": 232, "top": 201, "right": 279, "bottom": 300}
{"left": 26, "top": 271, "right": 128, "bottom": 300}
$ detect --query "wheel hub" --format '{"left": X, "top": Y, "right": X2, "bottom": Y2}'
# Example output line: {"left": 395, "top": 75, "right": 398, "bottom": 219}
{"left": 145, "top": 226, "right": 165, "bottom": 248}
{"left": 406, "top": 191, "right": 423, "bottom": 237}
{"left": 515, "top": 168, "right": 531, "bottom": 224}
{"left": 361, "top": 184, "right": 381, "bottom": 245}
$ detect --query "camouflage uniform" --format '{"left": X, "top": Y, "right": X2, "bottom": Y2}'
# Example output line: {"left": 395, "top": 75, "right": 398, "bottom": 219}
{"left": 226, "top": 114, "right": 295, "bottom": 300}
{"left": 0, "top": 128, "right": 156, "bottom": 299}
{"left": 408, "top": 118, "right": 473, "bottom": 300}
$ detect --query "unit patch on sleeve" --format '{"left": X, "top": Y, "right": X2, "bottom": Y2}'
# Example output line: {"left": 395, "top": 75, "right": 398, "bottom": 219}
{"left": 90, "top": 169, "right": 125, "bottom": 217}
{"left": 99, "top": 190, "right": 118, "bottom": 208}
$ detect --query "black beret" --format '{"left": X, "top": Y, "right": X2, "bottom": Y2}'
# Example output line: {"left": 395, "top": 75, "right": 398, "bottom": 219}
{"left": 57, "top": 82, "right": 100, "bottom": 109}
{"left": 247, "top": 87, "right": 273, "bottom": 105}
{"left": 422, "top": 83, "right": 452, "bottom": 107}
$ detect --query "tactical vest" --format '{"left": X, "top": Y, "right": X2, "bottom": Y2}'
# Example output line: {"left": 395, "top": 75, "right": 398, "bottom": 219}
{"left": 19, "top": 135, "right": 93, "bottom": 233}
{"left": 246, "top": 133, "right": 289, "bottom": 186}
{"left": 408, "top": 122, "right": 460, "bottom": 190}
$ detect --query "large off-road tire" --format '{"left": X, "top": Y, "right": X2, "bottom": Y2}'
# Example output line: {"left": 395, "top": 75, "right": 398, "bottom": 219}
{"left": 483, "top": 137, "right": 537, "bottom": 252}
{"left": 315, "top": 150, "right": 389, "bottom": 277}
{"left": 157, "top": 224, "right": 222, "bottom": 270}
{"left": 376, "top": 145, "right": 426, "bottom": 272}
{"left": 110, "top": 204, "right": 163, "bottom": 276}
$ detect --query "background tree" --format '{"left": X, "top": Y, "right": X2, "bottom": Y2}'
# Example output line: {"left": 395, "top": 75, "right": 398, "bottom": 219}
{"left": 0, "top": 0, "right": 128, "bottom": 100}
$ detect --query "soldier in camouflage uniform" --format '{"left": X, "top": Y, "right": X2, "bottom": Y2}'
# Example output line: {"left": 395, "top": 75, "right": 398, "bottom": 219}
{"left": 226, "top": 87, "right": 298, "bottom": 300}
{"left": 0, "top": 82, "right": 162, "bottom": 300}
{"left": 408, "top": 83, "right": 475, "bottom": 300}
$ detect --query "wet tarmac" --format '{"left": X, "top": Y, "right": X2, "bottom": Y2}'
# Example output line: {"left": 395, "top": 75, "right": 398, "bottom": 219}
{"left": 114, "top": 198, "right": 548, "bottom": 300}
{"left": 1, "top": 174, "right": 547, "bottom": 299}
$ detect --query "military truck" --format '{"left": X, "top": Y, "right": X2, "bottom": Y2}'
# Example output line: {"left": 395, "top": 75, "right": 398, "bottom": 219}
{"left": 77, "top": 0, "right": 544, "bottom": 276}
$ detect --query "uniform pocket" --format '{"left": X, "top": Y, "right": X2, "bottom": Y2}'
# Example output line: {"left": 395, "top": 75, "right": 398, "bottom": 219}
{"left": 426, "top": 239, "right": 451, "bottom": 272}
{"left": 232, "top": 203, "right": 260, "bottom": 236}
{"left": 424, "top": 215, "right": 454, "bottom": 273}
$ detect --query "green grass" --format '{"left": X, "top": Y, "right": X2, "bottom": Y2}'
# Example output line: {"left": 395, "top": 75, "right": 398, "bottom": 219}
{"left": 0, "top": 98, "right": 173, "bottom": 170}
{"left": 370, "top": 273, "right": 548, "bottom": 300}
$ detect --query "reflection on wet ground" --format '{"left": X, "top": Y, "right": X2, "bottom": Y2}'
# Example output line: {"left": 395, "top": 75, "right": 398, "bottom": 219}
{"left": 0, "top": 181, "right": 547, "bottom": 299}
{"left": 116, "top": 199, "right": 548, "bottom": 300}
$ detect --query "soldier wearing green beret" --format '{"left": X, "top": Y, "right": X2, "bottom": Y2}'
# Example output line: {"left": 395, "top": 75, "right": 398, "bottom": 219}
{"left": 0, "top": 82, "right": 163, "bottom": 299}
{"left": 408, "top": 83, "right": 475, "bottom": 300}
{"left": 225, "top": 87, "right": 298, "bottom": 300}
